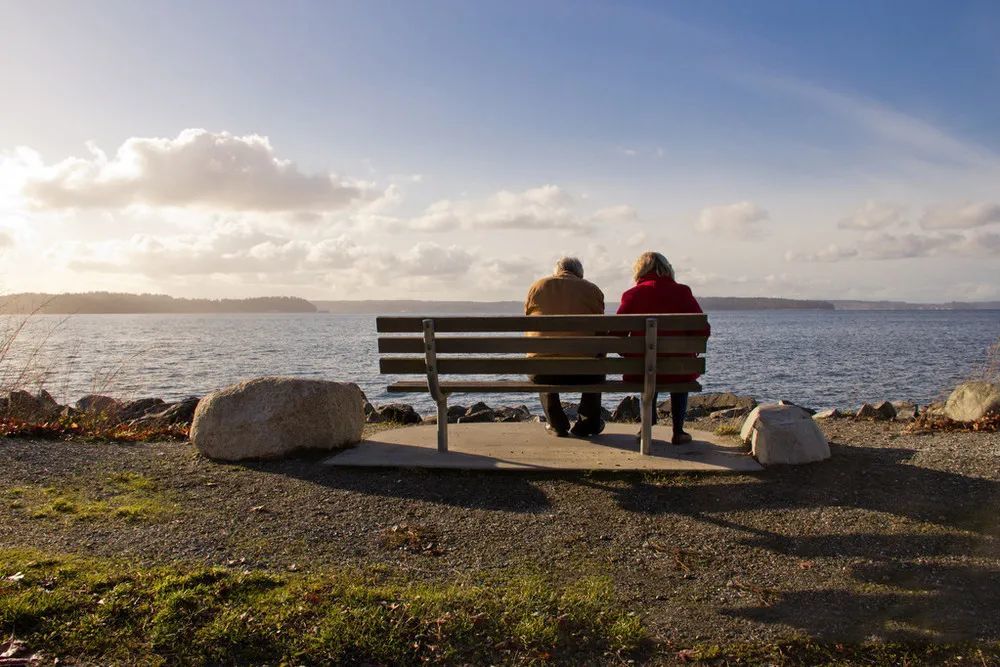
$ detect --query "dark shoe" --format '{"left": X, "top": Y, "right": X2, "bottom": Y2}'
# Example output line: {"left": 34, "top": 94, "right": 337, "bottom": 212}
{"left": 671, "top": 431, "right": 693, "bottom": 445}
{"left": 545, "top": 424, "right": 569, "bottom": 437}
{"left": 570, "top": 419, "right": 605, "bottom": 438}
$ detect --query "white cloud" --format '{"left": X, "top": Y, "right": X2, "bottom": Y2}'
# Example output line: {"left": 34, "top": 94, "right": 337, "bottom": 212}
{"left": 17, "top": 129, "right": 374, "bottom": 212}
{"left": 838, "top": 201, "right": 906, "bottom": 230}
{"left": 696, "top": 201, "right": 769, "bottom": 238}
{"left": 785, "top": 244, "right": 859, "bottom": 263}
{"left": 920, "top": 202, "right": 1000, "bottom": 229}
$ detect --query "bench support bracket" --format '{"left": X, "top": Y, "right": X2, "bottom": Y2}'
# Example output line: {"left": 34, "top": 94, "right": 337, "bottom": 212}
{"left": 423, "top": 319, "right": 448, "bottom": 452}
{"left": 640, "top": 317, "right": 657, "bottom": 455}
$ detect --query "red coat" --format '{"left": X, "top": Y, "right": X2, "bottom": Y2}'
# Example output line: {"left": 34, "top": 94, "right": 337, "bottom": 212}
{"left": 616, "top": 273, "right": 710, "bottom": 383}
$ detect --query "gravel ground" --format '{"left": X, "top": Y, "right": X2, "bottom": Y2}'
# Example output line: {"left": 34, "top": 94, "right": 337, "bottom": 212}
{"left": 1, "top": 418, "right": 998, "bottom": 650}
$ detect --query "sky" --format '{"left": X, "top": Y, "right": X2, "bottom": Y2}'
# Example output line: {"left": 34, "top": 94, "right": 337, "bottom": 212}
{"left": 1, "top": 0, "right": 999, "bottom": 303}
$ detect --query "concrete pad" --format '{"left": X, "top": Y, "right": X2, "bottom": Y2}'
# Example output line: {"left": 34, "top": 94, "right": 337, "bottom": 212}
{"left": 325, "top": 422, "right": 762, "bottom": 472}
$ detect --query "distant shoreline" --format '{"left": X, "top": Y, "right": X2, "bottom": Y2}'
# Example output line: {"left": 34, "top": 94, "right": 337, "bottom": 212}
{"left": 2, "top": 292, "right": 998, "bottom": 314}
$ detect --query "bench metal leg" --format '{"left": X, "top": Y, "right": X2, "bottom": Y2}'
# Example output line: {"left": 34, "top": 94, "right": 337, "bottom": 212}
{"left": 640, "top": 317, "right": 658, "bottom": 455}
{"left": 423, "top": 318, "right": 448, "bottom": 453}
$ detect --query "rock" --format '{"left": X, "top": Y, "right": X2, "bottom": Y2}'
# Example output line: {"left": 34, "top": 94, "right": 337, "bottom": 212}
{"left": 891, "top": 401, "right": 918, "bottom": 422}
{"left": 75, "top": 394, "right": 121, "bottom": 416}
{"left": 495, "top": 405, "right": 532, "bottom": 422}
{"left": 458, "top": 409, "right": 497, "bottom": 423}
{"left": 812, "top": 408, "right": 842, "bottom": 420}
{"left": 710, "top": 406, "right": 751, "bottom": 420}
{"left": 5, "top": 390, "right": 60, "bottom": 420}
{"left": 656, "top": 400, "right": 671, "bottom": 418}
{"left": 611, "top": 396, "right": 641, "bottom": 423}
{"left": 377, "top": 403, "right": 422, "bottom": 425}
{"left": 119, "top": 398, "right": 167, "bottom": 422}
{"left": 560, "top": 401, "right": 579, "bottom": 422}
{"left": 924, "top": 401, "right": 946, "bottom": 417}
{"left": 467, "top": 401, "right": 492, "bottom": 415}
{"left": 944, "top": 382, "right": 1000, "bottom": 422}
{"left": 778, "top": 400, "right": 816, "bottom": 416}
{"left": 147, "top": 397, "right": 200, "bottom": 425}
{"left": 59, "top": 405, "right": 78, "bottom": 419}
{"left": 688, "top": 392, "right": 757, "bottom": 418}
{"left": 422, "top": 414, "right": 438, "bottom": 425}
{"left": 363, "top": 401, "right": 381, "bottom": 423}
{"left": 871, "top": 400, "right": 896, "bottom": 421}
{"left": 190, "top": 377, "right": 364, "bottom": 461}
{"left": 855, "top": 403, "right": 878, "bottom": 420}
{"left": 740, "top": 404, "right": 830, "bottom": 466}
{"left": 446, "top": 405, "right": 468, "bottom": 423}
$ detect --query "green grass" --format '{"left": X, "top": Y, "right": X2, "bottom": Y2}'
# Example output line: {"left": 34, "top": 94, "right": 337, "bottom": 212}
{"left": 713, "top": 418, "right": 744, "bottom": 437}
{"left": 4, "top": 472, "right": 174, "bottom": 522}
{"left": 0, "top": 549, "right": 647, "bottom": 665}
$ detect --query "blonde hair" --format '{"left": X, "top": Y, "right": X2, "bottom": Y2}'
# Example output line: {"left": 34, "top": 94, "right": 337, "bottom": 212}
{"left": 632, "top": 251, "right": 674, "bottom": 282}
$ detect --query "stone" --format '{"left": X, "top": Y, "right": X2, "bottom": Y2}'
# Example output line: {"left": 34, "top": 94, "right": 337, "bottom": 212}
{"left": 446, "top": 405, "right": 468, "bottom": 423}
{"left": 150, "top": 397, "right": 200, "bottom": 425}
{"left": 778, "top": 400, "right": 816, "bottom": 416}
{"left": 891, "top": 401, "right": 918, "bottom": 422}
{"left": 422, "top": 414, "right": 438, "bottom": 425}
{"left": 377, "top": 403, "right": 422, "bottom": 425}
{"left": 5, "top": 390, "right": 61, "bottom": 420}
{"left": 75, "top": 394, "right": 121, "bottom": 416}
{"left": 812, "top": 408, "right": 841, "bottom": 420}
{"left": 855, "top": 403, "right": 878, "bottom": 420}
{"left": 944, "top": 382, "right": 1000, "bottom": 422}
{"left": 873, "top": 401, "right": 896, "bottom": 421}
{"left": 611, "top": 396, "right": 641, "bottom": 423}
{"left": 923, "top": 401, "right": 946, "bottom": 417}
{"left": 458, "top": 409, "right": 497, "bottom": 423}
{"left": 191, "top": 377, "right": 364, "bottom": 461}
{"left": 119, "top": 398, "right": 167, "bottom": 422}
{"left": 364, "top": 401, "right": 381, "bottom": 423}
{"left": 740, "top": 404, "right": 830, "bottom": 466}
{"left": 688, "top": 392, "right": 757, "bottom": 418}
{"left": 710, "top": 406, "right": 751, "bottom": 420}
{"left": 495, "top": 405, "right": 531, "bottom": 423}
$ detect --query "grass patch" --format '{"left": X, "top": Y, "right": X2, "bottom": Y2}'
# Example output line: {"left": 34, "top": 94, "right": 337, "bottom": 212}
{"left": 0, "top": 548, "right": 647, "bottom": 665}
{"left": 713, "top": 418, "right": 744, "bottom": 437}
{"left": 4, "top": 473, "right": 174, "bottom": 522}
{"left": 675, "top": 639, "right": 1000, "bottom": 665}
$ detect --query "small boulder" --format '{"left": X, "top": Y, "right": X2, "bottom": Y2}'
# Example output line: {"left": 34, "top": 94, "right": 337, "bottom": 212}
{"left": 191, "top": 377, "right": 364, "bottom": 461}
{"left": 944, "top": 382, "right": 1000, "bottom": 422}
{"left": 377, "top": 403, "right": 422, "bottom": 425}
{"left": 855, "top": 403, "right": 878, "bottom": 420}
{"left": 892, "top": 401, "right": 918, "bottom": 422}
{"left": 458, "top": 408, "right": 497, "bottom": 423}
{"left": 446, "top": 404, "right": 468, "bottom": 423}
{"left": 873, "top": 401, "right": 896, "bottom": 421}
{"left": 119, "top": 398, "right": 167, "bottom": 422}
{"left": 75, "top": 394, "right": 121, "bottom": 416}
{"left": 778, "top": 400, "right": 816, "bottom": 416}
{"left": 152, "top": 397, "right": 200, "bottom": 425}
{"left": 611, "top": 396, "right": 641, "bottom": 423}
{"left": 495, "top": 405, "right": 531, "bottom": 422}
{"left": 812, "top": 408, "right": 841, "bottom": 420}
{"left": 710, "top": 406, "right": 751, "bottom": 420}
{"left": 6, "top": 390, "right": 60, "bottom": 420}
{"left": 364, "top": 401, "right": 381, "bottom": 423}
{"left": 740, "top": 404, "right": 830, "bottom": 466}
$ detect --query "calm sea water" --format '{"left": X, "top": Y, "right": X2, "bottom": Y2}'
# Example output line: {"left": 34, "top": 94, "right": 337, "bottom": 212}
{"left": 3, "top": 311, "right": 997, "bottom": 413}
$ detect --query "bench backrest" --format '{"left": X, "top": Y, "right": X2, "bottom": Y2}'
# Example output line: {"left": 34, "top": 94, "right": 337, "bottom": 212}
{"left": 376, "top": 314, "right": 708, "bottom": 377}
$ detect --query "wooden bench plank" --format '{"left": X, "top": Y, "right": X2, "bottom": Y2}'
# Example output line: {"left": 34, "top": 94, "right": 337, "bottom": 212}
{"left": 387, "top": 380, "right": 703, "bottom": 393}
{"left": 377, "top": 335, "right": 707, "bottom": 355}
{"left": 379, "top": 356, "right": 705, "bottom": 375}
{"left": 376, "top": 314, "right": 708, "bottom": 333}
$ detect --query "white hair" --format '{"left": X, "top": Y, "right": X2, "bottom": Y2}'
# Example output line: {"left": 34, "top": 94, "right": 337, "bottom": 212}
{"left": 555, "top": 256, "right": 584, "bottom": 278}
{"left": 632, "top": 251, "right": 674, "bottom": 282}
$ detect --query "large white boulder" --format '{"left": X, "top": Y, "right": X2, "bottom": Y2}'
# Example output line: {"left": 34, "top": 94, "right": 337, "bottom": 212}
{"left": 944, "top": 382, "right": 1000, "bottom": 422}
{"left": 191, "top": 377, "right": 364, "bottom": 461}
{"left": 740, "top": 404, "right": 830, "bottom": 466}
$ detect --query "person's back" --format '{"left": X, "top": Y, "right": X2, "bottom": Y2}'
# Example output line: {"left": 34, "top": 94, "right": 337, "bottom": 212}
{"left": 524, "top": 257, "right": 606, "bottom": 437}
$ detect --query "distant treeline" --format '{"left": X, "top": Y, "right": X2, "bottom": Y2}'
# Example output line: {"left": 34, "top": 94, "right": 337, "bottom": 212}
{"left": 313, "top": 297, "right": 836, "bottom": 313}
{"left": 0, "top": 293, "right": 317, "bottom": 314}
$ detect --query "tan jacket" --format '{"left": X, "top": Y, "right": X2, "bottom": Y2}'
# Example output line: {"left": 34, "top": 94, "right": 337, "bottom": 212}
{"left": 524, "top": 271, "right": 605, "bottom": 357}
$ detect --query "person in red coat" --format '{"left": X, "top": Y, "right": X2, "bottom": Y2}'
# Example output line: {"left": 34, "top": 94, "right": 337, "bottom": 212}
{"left": 616, "top": 251, "right": 710, "bottom": 444}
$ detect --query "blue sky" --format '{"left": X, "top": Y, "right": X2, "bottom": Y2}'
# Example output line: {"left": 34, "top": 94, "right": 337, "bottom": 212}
{"left": 1, "top": 0, "right": 998, "bottom": 301}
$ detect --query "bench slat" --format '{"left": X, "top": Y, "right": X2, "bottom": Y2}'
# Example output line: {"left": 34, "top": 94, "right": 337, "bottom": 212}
{"left": 376, "top": 314, "right": 708, "bottom": 333}
{"left": 377, "top": 335, "right": 707, "bottom": 355}
{"left": 379, "top": 356, "right": 705, "bottom": 375}
{"left": 387, "top": 380, "right": 703, "bottom": 393}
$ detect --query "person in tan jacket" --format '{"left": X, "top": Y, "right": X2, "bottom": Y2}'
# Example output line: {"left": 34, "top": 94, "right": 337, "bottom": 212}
{"left": 524, "top": 257, "right": 606, "bottom": 437}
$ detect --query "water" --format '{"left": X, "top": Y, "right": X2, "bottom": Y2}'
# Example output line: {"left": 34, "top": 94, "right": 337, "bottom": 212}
{"left": 2, "top": 311, "right": 997, "bottom": 412}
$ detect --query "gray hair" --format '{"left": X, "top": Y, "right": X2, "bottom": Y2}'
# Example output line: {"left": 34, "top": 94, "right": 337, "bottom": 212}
{"left": 555, "top": 256, "right": 584, "bottom": 278}
{"left": 632, "top": 251, "right": 674, "bottom": 282}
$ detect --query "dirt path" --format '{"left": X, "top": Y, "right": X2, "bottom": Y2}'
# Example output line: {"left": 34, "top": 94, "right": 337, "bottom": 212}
{"left": 1, "top": 418, "right": 998, "bottom": 652}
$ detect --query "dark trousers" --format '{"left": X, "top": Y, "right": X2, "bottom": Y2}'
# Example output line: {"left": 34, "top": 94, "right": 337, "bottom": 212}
{"left": 530, "top": 374, "right": 604, "bottom": 432}
{"left": 651, "top": 392, "right": 689, "bottom": 433}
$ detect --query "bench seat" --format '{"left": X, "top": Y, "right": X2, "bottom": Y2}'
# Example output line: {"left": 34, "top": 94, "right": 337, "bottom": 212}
{"left": 387, "top": 380, "right": 702, "bottom": 394}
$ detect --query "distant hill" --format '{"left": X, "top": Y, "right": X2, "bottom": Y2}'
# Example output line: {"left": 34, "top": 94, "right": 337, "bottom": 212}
{"left": 829, "top": 300, "right": 1000, "bottom": 311}
{"left": 0, "top": 292, "right": 317, "bottom": 314}
{"left": 313, "top": 297, "right": 836, "bottom": 313}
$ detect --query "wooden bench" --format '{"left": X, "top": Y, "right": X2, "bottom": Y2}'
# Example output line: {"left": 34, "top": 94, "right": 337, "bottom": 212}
{"left": 376, "top": 314, "right": 709, "bottom": 455}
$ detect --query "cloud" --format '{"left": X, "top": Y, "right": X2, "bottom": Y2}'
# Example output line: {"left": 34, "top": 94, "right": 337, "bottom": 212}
{"left": 920, "top": 202, "right": 1000, "bottom": 229}
{"left": 696, "top": 201, "right": 769, "bottom": 238}
{"left": 838, "top": 201, "right": 906, "bottom": 230}
{"left": 785, "top": 244, "right": 859, "bottom": 262}
{"left": 406, "top": 185, "right": 630, "bottom": 233}
{"left": 19, "top": 129, "right": 373, "bottom": 212}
